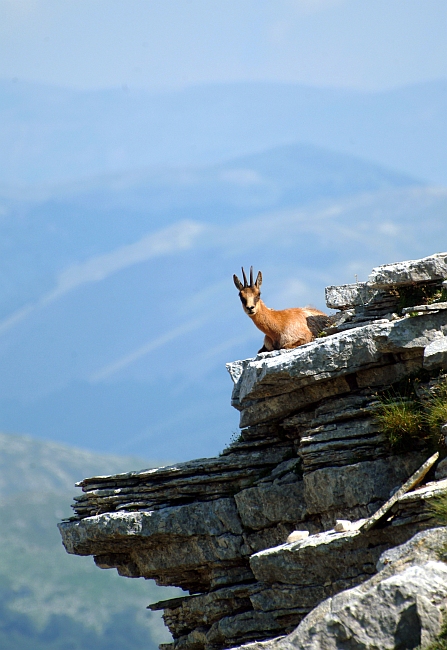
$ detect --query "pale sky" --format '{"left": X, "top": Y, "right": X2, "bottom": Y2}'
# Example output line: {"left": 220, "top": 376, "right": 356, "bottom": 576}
{"left": 0, "top": 0, "right": 446, "bottom": 91}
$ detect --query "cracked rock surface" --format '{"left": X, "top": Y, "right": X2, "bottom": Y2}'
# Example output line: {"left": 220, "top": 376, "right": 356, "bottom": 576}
{"left": 234, "top": 527, "right": 447, "bottom": 650}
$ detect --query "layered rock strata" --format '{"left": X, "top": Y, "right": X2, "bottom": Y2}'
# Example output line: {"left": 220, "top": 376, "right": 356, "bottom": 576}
{"left": 59, "top": 253, "right": 447, "bottom": 650}
{"left": 236, "top": 526, "right": 447, "bottom": 650}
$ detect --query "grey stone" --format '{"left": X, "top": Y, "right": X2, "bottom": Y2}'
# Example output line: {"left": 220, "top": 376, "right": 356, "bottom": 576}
{"left": 367, "top": 252, "right": 447, "bottom": 287}
{"left": 303, "top": 453, "right": 427, "bottom": 515}
{"left": 151, "top": 584, "right": 258, "bottom": 638}
{"left": 402, "top": 301, "right": 447, "bottom": 314}
{"left": 239, "top": 376, "right": 353, "bottom": 429}
{"left": 60, "top": 498, "right": 243, "bottom": 552}
{"left": 435, "top": 457, "right": 447, "bottom": 480}
{"left": 71, "top": 446, "right": 293, "bottom": 519}
{"left": 297, "top": 418, "right": 388, "bottom": 471}
{"left": 235, "top": 482, "right": 306, "bottom": 530}
{"left": 424, "top": 335, "right": 447, "bottom": 370}
{"left": 389, "top": 478, "right": 447, "bottom": 527}
{"left": 207, "top": 610, "right": 282, "bottom": 648}
{"left": 232, "top": 311, "right": 447, "bottom": 409}
{"left": 284, "top": 563, "right": 447, "bottom": 649}
{"left": 358, "top": 452, "right": 439, "bottom": 534}
{"left": 249, "top": 525, "right": 415, "bottom": 587}
{"left": 256, "top": 459, "right": 302, "bottom": 484}
{"left": 250, "top": 584, "right": 326, "bottom": 613}
{"left": 237, "top": 528, "right": 447, "bottom": 650}
{"left": 325, "top": 283, "right": 377, "bottom": 310}
{"left": 243, "top": 524, "right": 299, "bottom": 555}
{"left": 377, "top": 526, "right": 447, "bottom": 570}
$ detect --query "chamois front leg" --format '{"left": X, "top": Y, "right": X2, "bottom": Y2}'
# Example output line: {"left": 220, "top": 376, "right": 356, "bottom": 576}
{"left": 282, "top": 337, "right": 311, "bottom": 349}
{"left": 258, "top": 335, "right": 274, "bottom": 354}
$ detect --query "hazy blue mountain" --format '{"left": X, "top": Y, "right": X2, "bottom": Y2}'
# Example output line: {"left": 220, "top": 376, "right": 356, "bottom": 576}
{"left": 0, "top": 139, "right": 445, "bottom": 460}
{"left": 0, "top": 431, "right": 156, "bottom": 497}
{"left": 0, "top": 79, "right": 446, "bottom": 185}
{"left": 0, "top": 432, "right": 177, "bottom": 650}
{"left": 0, "top": 143, "right": 416, "bottom": 318}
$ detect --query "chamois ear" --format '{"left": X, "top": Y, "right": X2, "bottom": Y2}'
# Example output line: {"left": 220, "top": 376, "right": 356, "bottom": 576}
{"left": 255, "top": 271, "right": 262, "bottom": 289}
{"left": 233, "top": 274, "right": 244, "bottom": 291}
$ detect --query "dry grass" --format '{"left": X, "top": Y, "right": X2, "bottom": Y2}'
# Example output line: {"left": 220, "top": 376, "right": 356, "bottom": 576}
{"left": 428, "top": 492, "right": 447, "bottom": 527}
{"left": 423, "top": 381, "right": 447, "bottom": 444}
{"left": 375, "top": 398, "right": 424, "bottom": 449}
{"left": 376, "top": 375, "right": 447, "bottom": 450}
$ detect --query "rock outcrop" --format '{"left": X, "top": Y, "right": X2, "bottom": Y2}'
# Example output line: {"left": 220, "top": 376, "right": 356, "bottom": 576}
{"left": 59, "top": 252, "right": 447, "bottom": 650}
{"left": 237, "top": 527, "right": 447, "bottom": 650}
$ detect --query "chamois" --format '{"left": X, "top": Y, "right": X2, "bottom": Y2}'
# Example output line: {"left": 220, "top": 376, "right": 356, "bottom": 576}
{"left": 233, "top": 267, "right": 328, "bottom": 353}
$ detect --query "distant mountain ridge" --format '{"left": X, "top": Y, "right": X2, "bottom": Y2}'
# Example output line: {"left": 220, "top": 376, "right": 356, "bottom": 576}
{"left": 0, "top": 79, "right": 446, "bottom": 185}
{"left": 0, "top": 181, "right": 446, "bottom": 461}
{"left": 0, "top": 142, "right": 417, "bottom": 319}
{"left": 0, "top": 431, "right": 155, "bottom": 498}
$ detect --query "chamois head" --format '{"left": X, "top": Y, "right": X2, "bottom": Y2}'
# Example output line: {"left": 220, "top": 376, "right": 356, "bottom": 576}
{"left": 233, "top": 266, "right": 263, "bottom": 316}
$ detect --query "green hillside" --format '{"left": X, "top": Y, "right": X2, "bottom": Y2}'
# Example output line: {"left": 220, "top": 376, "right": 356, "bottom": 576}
{"left": 0, "top": 432, "right": 180, "bottom": 649}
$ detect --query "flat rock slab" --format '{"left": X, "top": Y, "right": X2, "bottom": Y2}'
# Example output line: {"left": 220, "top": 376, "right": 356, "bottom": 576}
{"left": 71, "top": 445, "right": 293, "bottom": 519}
{"left": 303, "top": 452, "right": 427, "bottom": 514}
{"left": 229, "top": 311, "right": 447, "bottom": 407}
{"left": 249, "top": 525, "right": 415, "bottom": 588}
{"left": 367, "top": 252, "right": 447, "bottom": 288}
{"left": 59, "top": 497, "right": 243, "bottom": 555}
{"left": 324, "top": 252, "right": 447, "bottom": 309}
{"left": 424, "top": 335, "right": 447, "bottom": 370}
{"left": 236, "top": 528, "right": 447, "bottom": 650}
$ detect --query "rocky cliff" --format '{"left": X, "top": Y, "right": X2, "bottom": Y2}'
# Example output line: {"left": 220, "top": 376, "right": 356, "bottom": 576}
{"left": 59, "top": 252, "right": 447, "bottom": 649}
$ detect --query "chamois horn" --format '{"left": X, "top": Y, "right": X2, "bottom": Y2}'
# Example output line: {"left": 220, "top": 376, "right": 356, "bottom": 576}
{"left": 241, "top": 267, "right": 248, "bottom": 287}
{"left": 250, "top": 266, "right": 254, "bottom": 287}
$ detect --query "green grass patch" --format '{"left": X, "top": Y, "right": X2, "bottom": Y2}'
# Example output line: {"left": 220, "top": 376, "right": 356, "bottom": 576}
{"left": 394, "top": 283, "right": 447, "bottom": 312}
{"left": 428, "top": 493, "right": 447, "bottom": 527}
{"left": 424, "top": 382, "right": 447, "bottom": 441}
{"left": 376, "top": 373, "right": 447, "bottom": 451}
{"left": 375, "top": 398, "right": 424, "bottom": 449}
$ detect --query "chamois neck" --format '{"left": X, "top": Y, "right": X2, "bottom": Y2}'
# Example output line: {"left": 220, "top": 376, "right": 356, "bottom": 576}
{"left": 250, "top": 300, "right": 280, "bottom": 337}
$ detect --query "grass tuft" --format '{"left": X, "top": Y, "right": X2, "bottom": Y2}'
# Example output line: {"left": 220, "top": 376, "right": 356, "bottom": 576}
{"left": 394, "top": 284, "right": 447, "bottom": 312}
{"left": 375, "top": 398, "right": 423, "bottom": 449}
{"left": 423, "top": 382, "right": 447, "bottom": 445}
{"left": 375, "top": 374, "right": 447, "bottom": 451}
{"left": 428, "top": 493, "right": 447, "bottom": 526}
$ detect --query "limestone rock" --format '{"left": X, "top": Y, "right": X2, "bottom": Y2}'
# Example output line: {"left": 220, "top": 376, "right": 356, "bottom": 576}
{"left": 436, "top": 458, "right": 447, "bottom": 480}
{"left": 235, "top": 528, "right": 447, "bottom": 650}
{"left": 325, "top": 282, "right": 378, "bottom": 310}
{"left": 231, "top": 311, "right": 447, "bottom": 427}
{"left": 333, "top": 520, "right": 352, "bottom": 532}
{"left": 70, "top": 445, "right": 293, "bottom": 519}
{"left": 249, "top": 525, "right": 415, "bottom": 588}
{"left": 368, "top": 252, "right": 447, "bottom": 287}
{"left": 424, "top": 335, "right": 447, "bottom": 370}
{"left": 235, "top": 482, "right": 306, "bottom": 531}
{"left": 303, "top": 453, "right": 427, "bottom": 515}
{"left": 286, "top": 531, "right": 309, "bottom": 543}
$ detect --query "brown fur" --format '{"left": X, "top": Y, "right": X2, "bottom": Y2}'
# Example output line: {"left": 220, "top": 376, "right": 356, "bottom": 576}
{"left": 233, "top": 267, "right": 328, "bottom": 353}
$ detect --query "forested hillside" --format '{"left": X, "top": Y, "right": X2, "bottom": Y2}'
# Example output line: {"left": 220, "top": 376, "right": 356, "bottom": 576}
{"left": 0, "top": 432, "right": 178, "bottom": 649}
